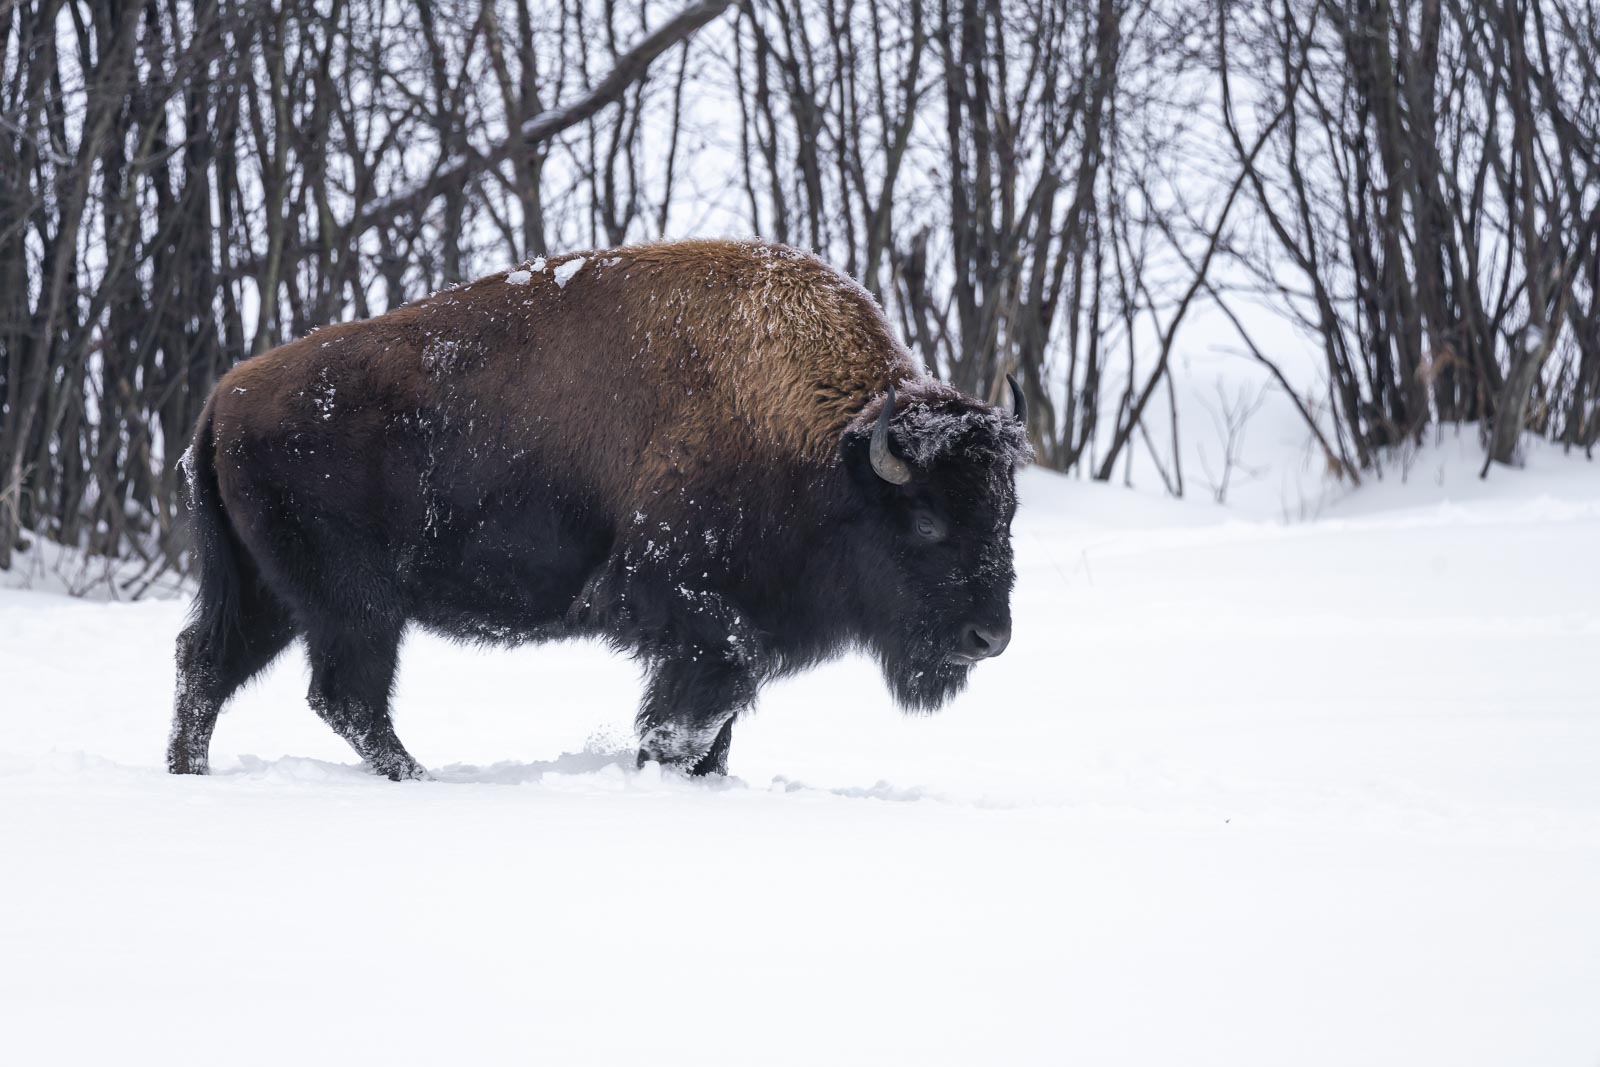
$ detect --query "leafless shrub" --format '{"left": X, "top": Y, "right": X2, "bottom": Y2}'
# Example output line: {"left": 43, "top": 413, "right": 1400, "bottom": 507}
{"left": 2, "top": 0, "right": 1594, "bottom": 588}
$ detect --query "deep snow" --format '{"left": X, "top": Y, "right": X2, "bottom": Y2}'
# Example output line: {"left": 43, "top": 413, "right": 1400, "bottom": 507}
{"left": 2, "top": 434, "right": 1597, "bottom": 1065}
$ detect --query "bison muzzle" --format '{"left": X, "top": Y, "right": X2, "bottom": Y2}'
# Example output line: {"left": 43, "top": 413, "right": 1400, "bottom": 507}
{"left": 168, "top": 239, "right": 1030, "bottom": 780}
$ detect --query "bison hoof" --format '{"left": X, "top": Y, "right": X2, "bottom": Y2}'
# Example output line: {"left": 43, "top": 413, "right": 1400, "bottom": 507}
{"left": 637, "top": 731, "right": 729, "bottom": 778}
{"left": 637, "top": 722, "right": 722, "bottom": 772}
{"left": 167, "top": 747, "right": 209, "bottom": 775}
{"left": 637, "top": 752, "right": 724, "bottom": 779}
{"left": 367, "top": 753, "right": 430, "bottom": 782}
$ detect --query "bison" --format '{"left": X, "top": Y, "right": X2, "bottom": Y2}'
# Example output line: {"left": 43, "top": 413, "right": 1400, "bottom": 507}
{"left": 169, "top": 239, "right": 1030, "bottom": 780}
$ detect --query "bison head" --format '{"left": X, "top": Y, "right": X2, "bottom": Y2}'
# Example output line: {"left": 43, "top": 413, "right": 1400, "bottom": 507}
{"left": 840, "top": 377, "right": 1032, "bottom": 711}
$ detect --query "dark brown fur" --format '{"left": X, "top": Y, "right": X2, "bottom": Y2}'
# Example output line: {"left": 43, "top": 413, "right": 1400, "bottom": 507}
{"left": 171, "top": 239, "right": 1025, "bottom": 779}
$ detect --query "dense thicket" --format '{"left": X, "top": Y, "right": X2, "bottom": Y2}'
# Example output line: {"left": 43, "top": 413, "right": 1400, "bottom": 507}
{"left": 2, "top": 0, "right": 1595, "bottom": 587}
{"left": 1218, "top": 0, "right": 1599, "bottom": 477}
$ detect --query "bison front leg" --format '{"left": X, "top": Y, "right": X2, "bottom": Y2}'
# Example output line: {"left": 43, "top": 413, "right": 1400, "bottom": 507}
{"left": 688, "top": 717, "right": 735, "bottom": 776}
{"left": 636, "top": 651, "right": 755, "bottom": 776}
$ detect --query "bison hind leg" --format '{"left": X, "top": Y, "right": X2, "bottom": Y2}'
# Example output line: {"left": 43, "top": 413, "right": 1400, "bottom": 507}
{"left": 169, "top": 589, "right": 298, "bottom": 775}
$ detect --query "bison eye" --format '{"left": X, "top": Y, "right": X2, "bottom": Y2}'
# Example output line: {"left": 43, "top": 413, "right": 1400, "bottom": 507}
{"left": 910, "top": 509, "right": 946, "bottom": 543}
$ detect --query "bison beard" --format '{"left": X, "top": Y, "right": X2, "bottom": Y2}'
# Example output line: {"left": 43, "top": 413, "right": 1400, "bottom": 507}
{"left": 168, "top": 240, "right": 1029, "bottom": 780}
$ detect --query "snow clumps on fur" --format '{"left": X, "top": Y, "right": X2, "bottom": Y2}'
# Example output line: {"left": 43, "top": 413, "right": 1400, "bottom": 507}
{"left": 850, "top": 379, "right": 1034, "bottom": 472}
{"left": 554, "top": 257, "right": 586, "bottom": 289}
{"left": 895, "top": 399, "right": 1034, "bottom": 468}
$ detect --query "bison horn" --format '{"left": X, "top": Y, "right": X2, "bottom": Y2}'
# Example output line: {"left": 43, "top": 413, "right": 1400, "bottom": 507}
{"left": 870, "top": 384, "right": 912, "bottom": 485}
{"left": 1007, "top": 373, "right": 1027, "bottom": 425}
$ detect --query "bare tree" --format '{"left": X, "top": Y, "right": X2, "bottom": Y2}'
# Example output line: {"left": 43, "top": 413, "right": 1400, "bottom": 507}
{"left": 3, "top": 0, "right": 1594, "bottom": 590}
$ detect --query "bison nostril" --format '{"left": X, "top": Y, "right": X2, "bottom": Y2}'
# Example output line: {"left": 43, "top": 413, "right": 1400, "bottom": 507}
{"left": 961, "top": 623, "right": 1010, "bottom": 660}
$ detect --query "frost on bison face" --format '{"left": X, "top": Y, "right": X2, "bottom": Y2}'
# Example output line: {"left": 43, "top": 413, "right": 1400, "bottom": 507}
{"left": 841, "top": 381, "right": 1030, "bottom": 712}
{"left": 166, "top": 239, "right": 1030, "bottom": 782}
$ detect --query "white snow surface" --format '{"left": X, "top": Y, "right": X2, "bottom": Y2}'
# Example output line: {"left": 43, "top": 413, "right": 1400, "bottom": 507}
{"left": 2, "top": 434, "right": 1598, "bottom": 1065}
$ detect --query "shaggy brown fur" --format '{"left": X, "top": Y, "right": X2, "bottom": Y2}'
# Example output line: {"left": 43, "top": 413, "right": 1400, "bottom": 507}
{"left": 212, "top": 240, "right": 919, "bottom": 513}
{"left": 172, "top": 238, "right": 1026, "bottom": 780}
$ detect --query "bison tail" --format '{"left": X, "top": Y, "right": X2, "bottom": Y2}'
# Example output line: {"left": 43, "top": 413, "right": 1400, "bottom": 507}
{"left": 180, "top": 402, "right": 245, "bottom": 651}
{"left": 171, "top": 402, "right": 296, "bottom": 775}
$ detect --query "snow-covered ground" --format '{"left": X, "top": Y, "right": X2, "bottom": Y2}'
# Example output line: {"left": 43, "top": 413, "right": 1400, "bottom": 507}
{"left": 2, "top": 434, "right": 1597, "bottom": 1065}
